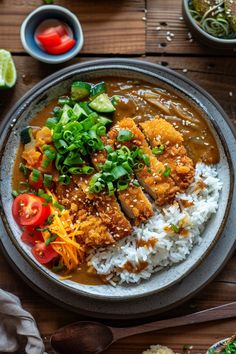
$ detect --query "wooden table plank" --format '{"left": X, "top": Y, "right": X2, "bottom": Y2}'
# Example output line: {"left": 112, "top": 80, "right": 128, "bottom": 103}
{"left": 0, "top": 0, "right": 145, "bottom": 54}
{"left": 146, "top": 0, "right": 223, "bottom": 55}
{"left": 0, "top": 247, "right": 236, "bottom": 354}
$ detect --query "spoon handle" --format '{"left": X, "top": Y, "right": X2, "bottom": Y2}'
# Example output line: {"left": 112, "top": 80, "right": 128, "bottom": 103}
{"left": 112, "top": 302, "right": 236, "bottom": 340}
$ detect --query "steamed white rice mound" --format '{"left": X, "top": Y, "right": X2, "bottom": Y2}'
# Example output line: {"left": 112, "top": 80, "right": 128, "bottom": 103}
{"left": 87, "top": 163, "right": 222, "bottom": 285}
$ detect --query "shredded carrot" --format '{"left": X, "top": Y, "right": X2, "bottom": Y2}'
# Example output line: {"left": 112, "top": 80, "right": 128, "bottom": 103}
{"left": 42, "top": 189, "right": 86, "bottom": 272}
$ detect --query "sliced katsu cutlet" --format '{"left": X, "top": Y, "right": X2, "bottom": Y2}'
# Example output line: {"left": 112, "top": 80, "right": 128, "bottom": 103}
{"left": 91, "top": 137, "right": 154, "bottom": 225}
{"left": 73, "top": 174, "right": 132, "bottom": 240}
{"left": 55, "top": 181, "right": 115, "bottom": 247}
{"left": 108, "top": 118, "right": 179, "bottom": 206}
{"left": 139, "top": 118, "right": 195, "bottom": 191}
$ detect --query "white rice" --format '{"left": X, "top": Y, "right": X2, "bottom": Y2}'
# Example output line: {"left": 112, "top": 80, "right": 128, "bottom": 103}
{"left": 87, "top": 163, "right": 222, "bottom": 284}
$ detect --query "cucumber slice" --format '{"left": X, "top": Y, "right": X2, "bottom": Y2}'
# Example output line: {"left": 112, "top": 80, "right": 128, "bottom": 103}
{"left": 89, "top": 94, "right": 115, "bottom": 113}
{"left": 90, "top": 82, "right": 106, "bottom": 99}
{"left": 73, "top": 103, "right": 88, "bottom": 120}
{"left": 59, "top": 104, "right": 72, "bottom": 124}
{"left": 20, "top": 127, "right": 33, "bottom": 144}
{"left": 71, "top": 81, "right": 91, "bottom": 101}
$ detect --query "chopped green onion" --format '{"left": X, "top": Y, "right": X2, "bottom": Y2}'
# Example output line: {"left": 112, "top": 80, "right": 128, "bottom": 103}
{"left": 90, "top": 181, "right": 103, "bottom": 193}
{"left": 19, "top": 163, "right": 29, "bottom": 176}
{"left": 38, "top": 189, "right": 52, "bottom": 203}
{"left": 111, "top": 165, "right": 128, "bottom": 180}
{"left": 42, "top": 157, "right": 51, "bottom": 168}
{"left": 45, "top": 232, "right": 58, "bottom": 246}
{"left": 152, "top": 145, "right": 165, "bottom": 155}
{"left": 102, "top": 160, "right": 113, "bottom": 172}
{"left": 97, "top": 116, "right": 112, "bottom": 126}
{"left": 31, "top": 169, "right": 41, "bottom": 182}
{"left": 117, "top": 129, "right": 134, "bottom": 142}
{"left": 97, "top": 125, "right": 106, "bottom": 136}
{"left": 163, "top": 166, "right": 171, "bottom": 177}
{"left": 53, "top": 201, "right": 65, "bottom": 211}
{"left": 53, "top": 107, "right": 62, "bottom": 119}
{"left": 104, "top": 145, "right": 114, "bottom": 154}
{"left": 133, "top": 180, "right": 140, "bottom": 187}
{"left": 117, "top": 180, "right": 129, "bottom": 191}
{"left": 52, "top": 123, "right": 63, "bottom": 140}
{"left": 46, "top": 117, "right": 58, "bottom": 129}
{"left": 142, "top": 154, "right": 150, "bottom": 167}
{"left": 171, "top": 223, "right": 180, "bottom": 233}
{"left": 107, "top": 181, "right": 115, "bottom": 195}
{"left": 45, "top": 214, "right": 55, "bottom": 225}
{"left": 68, "top": 166, "right": 94, "bottom": 175}
{"left": 18, "top": 181, "right": 30, "bottom": 193}
{"left": 52, "top": 261, "right": 64, "bottom": 273}
{"left": 12, "top": 190, "right": 19, "bottom": 198}
{"left": 121, "top": 161, "right": 133, "bottom": 174}
{"left": 134, "top": 162, "right": 144, "bottom": 171}
{"left": 58, "top": 96, "right": 74, "bottom": 106}
{"left": 64, "top": 151, "right": 84, "bottom": 166}
{"left": 54, "top": 139, "right": 68, "bottom": 154}
{"left": 43, "top": 174, "right": 53, "bottom": 187}
{"left": 58, "top": 175, "right": 71, "bottom": 185}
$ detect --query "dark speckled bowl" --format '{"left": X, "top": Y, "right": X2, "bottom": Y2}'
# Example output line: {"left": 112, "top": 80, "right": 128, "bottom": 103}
{"left": 183, "top": 0, "right": 236, "bottom": 53}
{"left": 0, "top": 59, "right": 234, "bottom": 301}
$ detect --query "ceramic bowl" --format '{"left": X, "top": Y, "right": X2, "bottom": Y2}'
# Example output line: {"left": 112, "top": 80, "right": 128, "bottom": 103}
{"left": 206, "top": 338, "right": 229, "bottom": 353}
{"left": 0, "top": 59, "right": 233, "bottom": 301}
{"left": 182, "top": 0, "right": 236, "bottom": 52}
{"left": 20, "top": 5, "right": 84, "bottom": 64}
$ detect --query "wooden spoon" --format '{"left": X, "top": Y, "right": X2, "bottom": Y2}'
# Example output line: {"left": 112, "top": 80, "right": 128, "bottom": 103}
{"left": 50, "top": 302, "right": 236, "bottom": 354}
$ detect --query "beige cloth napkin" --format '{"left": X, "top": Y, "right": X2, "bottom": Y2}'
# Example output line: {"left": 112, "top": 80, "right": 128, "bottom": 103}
{"left": 0, "top": 289, "right": 45, "bottom": 354}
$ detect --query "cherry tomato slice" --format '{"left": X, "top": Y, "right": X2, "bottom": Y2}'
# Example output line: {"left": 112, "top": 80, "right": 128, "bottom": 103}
{"left": 32, "top": 242, "right": 58, "bottom": 264}
{"left": 29, "top": 172, "right": 43, "bottom": 190}
{"left": 43, "top": 35, "right": 76, "bottom": 55}
{"left": 12, "top": 194, "right": 50, "bottom": 226}
{"left": 37, "top": 31, "right": 61, "bottom": 47}
{"left": 43, "top": 25, "right": 67, "bottom": 37}
{"left": 21, "top": 226, "right": 43, "bottom": 246}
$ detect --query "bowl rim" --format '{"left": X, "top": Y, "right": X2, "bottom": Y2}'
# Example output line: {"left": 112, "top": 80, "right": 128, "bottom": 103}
{"left": 183, "top": 0, "right": 236, "bottom": 44}
{"left": 0, "top": 59, "right": 234, "bottom": 301}
{"left": 20, "top": 4, "right": 84, "bottom": 64}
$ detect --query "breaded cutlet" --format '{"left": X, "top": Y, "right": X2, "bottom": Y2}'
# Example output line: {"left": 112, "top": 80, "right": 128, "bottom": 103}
{"left": 73, "top": 174, "right": 133, "bottom": 240}
{"left": 108, "top": 118, "right": 179, "bottom": 206}
{"left": 55, "top": 181, "right": 115, "bottom": 247}
{"left": 91, "top": 136, "right": 154, "bottom": 224}
{"left": 139, "top": 118, "right": 195, "bottom": 191}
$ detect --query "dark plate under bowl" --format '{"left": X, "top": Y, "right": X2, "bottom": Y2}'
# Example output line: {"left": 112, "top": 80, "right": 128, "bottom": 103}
{"left": 0, "top": 59, "right": 234, "bottom": 302}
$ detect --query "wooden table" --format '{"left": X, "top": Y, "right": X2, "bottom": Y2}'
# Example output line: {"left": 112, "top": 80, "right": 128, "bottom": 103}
{"left": 0, "top": 0, "right": 236, "bottom": 353}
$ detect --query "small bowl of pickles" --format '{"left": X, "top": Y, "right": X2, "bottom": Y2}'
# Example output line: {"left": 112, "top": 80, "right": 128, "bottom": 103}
{"left": 182, "top": 0, "right": 236, "bottom": 52}
{"left": 207, "top": 333, "right": 236, "bottom": 354}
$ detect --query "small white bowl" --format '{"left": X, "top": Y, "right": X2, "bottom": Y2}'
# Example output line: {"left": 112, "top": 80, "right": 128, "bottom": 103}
{"left": 20, "top": 5, "right": 84, "bottom": 64}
